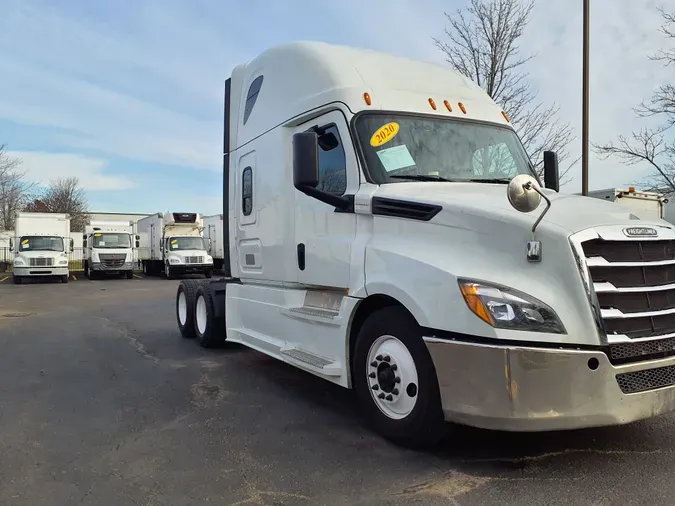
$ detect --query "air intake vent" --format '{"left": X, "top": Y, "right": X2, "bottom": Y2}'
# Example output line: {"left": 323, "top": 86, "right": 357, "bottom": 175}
{"left": 371, "top": 197, "right": 442, "bottom": 222}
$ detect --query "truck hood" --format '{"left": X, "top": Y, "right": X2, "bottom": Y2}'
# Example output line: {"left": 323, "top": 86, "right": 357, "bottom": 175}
{"left": 372, "top": 182, "right": 672, "bottom": 233}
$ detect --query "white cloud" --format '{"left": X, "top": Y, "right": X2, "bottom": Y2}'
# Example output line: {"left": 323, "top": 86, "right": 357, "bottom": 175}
{"left": 7, "top": 151, "right": 134, "bottom": 191}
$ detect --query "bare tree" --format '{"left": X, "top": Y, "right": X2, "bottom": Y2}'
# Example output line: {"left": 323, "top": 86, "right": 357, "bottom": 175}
{"left": 433, "top": 0, "right": 576, "bottom": 181}
{"left": 0, "top": 145, "right": 35, "bottom": 230}
{"left": 24, "top": 177, "right": 91, "bottom": 232}
{"left": 594, "top": 7, "right": 675, "bottom": 194}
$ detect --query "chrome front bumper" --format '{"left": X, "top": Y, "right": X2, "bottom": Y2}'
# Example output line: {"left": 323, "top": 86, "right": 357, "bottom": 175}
{"left": 91, "top": 262, "right": 133, "bottom": 271}
{"left": 13, "top": 266, "right": 69, "bottom": 276}
{"left": 425, "top": 337, "right": 675, "bottom": 431}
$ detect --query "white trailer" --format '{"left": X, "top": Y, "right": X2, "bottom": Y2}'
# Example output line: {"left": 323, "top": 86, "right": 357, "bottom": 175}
{"left": 202, "top": 214, "right": 225, "bottom": 272}
{"left": 587, "top": 187, "right": 667, "bottom": 220}
{"left": 11, "top": 212, "right": 72, "bottom": 284}
{"left": 138, "top": 212, "right": 213, "bottom": 279}
{"left": 174, "top": 41, "right": 675, "bottom": 448}
{"left": 82, "top": 220, "right": 138, "bottom": 280}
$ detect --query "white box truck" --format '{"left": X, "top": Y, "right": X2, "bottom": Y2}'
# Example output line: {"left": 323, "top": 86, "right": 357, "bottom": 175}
{"left": 174, "top": 41, "right": 675, "bottom": 448}
{"left": 138, "top": 212, "right": 213, "bottom": 279}
{"left": 202, "top": 214, "right": 225, "bottom": 272}
{"left": 11, "top": 212, "right": 72, "bottom": 284}
{"left": 587, "top": 187, "right": 667, "bottom": 220}
{"left": 82, "top": 220, "right": 138, "bottom": 280}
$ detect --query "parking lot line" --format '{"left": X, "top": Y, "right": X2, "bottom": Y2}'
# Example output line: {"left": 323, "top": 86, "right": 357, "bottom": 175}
{"left": 133, "top": 274, "right": 144, "bottom": 279}
{"left": 72, "top": 275, "right": 77, "bottom": 281}
{"left": 0, "top": 276, "right": 8, "bottom": 283}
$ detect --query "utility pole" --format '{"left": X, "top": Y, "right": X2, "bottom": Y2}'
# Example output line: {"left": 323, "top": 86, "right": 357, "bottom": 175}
{"left": 581, "top": 0, "right": 590, "bottom": 195}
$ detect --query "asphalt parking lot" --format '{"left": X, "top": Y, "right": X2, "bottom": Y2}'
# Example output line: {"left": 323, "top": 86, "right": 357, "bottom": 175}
{"left": 2, "top": 276, "right": 675, "bottom": 505}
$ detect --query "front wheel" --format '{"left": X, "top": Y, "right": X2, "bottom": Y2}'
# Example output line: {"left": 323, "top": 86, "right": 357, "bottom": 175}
{"left": 60, "top": 275, "right": 69, "bottom": 284}
{"left": 353, "top": 307, "right": 445, "bottom": 449}
{"left": 204, "top": 269, "right": 213, "bottom": 279}
{"left": 165, "top": 263, "right": 174, "bottom": 280}
{"left": 125, "top": 270, "right": 133, "bottom": 279}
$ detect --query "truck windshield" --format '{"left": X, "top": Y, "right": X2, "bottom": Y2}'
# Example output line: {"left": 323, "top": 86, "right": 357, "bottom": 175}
{"left": 92, "top": 233, "right": 131, "bottom": 248}
{"left": 168, "top": 237, "right": 204, "bottom": 251}
{"left": 18, "top": 236, "right": 64, "bottom": 252}
{"left": 354, "top": 113, "right": 537, "bottom": 184}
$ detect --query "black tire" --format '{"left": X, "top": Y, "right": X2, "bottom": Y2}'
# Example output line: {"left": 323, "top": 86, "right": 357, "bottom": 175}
{"left": 125, "top": 270, "right": 133, "bottom": 279}
{"left": 165, "top": 263, "right": 175, "bottom": 280}
{"left": 61, "top": 275, "right": 69, "bottom": 284}
{"left": 84, "top": 261, "right": 89, "bottom": 279}
{"left": 13, "top": 275, "right": 21, "bottom": 285}
{"left": 204, "top": 269, "right": 213, "bottom": 279}
{"left": 352, "top": 307, "right": 445, "bottom": 449}
{"left": 176, "top": 279, "right": 201, "bottom": 338}
{"left": 193, "top": 284, "right": 225, "bottom": 348}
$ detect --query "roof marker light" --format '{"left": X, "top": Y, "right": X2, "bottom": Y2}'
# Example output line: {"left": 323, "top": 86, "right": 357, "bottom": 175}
{"left": 458, "top": 102, "right": 467, "bottom": 114}
{"left": 502, "top": 110, "right": 510, "bottom": 122}
{"left": 443, "top": 100, "right": 452, "bottom": 112}
{"left": 363, "top": 92, "right": 372, "bottom": 106}
{"left": 628, "top": 186, "right": 636, "bottom": 192}
{"left": 428, "top": 98, "right": 437, "bottom": 110}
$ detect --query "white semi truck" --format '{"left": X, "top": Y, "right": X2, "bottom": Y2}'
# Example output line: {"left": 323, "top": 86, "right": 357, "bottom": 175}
{"left": 11, "top": 212, "right": 72, "bottom": 284}
{"left": 174, "top": 41, "right": 675, "bottom": 448}
{"left": 202, "top": 214, "right": 225, "bottom": 272}
{"left": 587, "top": 187, "right": 667, "bottom": 220}
{"left": 138, "top": 212, "right": 213, "bottom": 279}
{"left": 82, "top": 220, "right": 138, "bottom": 280}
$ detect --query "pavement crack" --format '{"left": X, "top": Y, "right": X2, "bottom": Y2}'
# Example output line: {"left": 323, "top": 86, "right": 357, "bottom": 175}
{"left": 94, "top": 316, "right": 159, "bottom": 364}
{"left": 459, "top": 447, "right": 670, "bottom": 464}
{"left": 190, "top": 372, "right": 229, "bottom": 409}
{"left": 396, "top": 471, "right": 490, "bottom": 504}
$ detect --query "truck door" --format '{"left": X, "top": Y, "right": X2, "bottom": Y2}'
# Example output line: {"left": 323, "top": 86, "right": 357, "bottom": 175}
{"left": 292, "top": 110, "right": 358, "bottom": 289}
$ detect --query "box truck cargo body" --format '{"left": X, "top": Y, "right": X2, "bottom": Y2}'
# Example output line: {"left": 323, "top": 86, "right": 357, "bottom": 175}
{"left": 11, "top": 212, "right": 72, "bottom": 284}
{"left": 202, "top": 214, "right": 225, "bottom": 272}
{"left": 82, "top": 220, "right": 138, "bottom": 280}
{"left": 173, "top": 41, "right": 675, "bottom": 448}
{"left": 587, "top": 187, "right": 667, "bottom": 220}
{"left": 138, "top": 212, "right": 213, "bottom": 279}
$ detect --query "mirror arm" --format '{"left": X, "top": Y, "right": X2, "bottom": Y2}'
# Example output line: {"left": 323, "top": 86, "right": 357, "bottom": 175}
{"left": 296, "top": 185, "right": 352, "bottom": 211}
{"left": 524, "top": 182, "right": 552, "bottom": 239}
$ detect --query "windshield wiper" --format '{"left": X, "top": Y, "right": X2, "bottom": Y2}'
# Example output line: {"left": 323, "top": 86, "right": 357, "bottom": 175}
{"left": 389, "top": 174, "right": 453, "bottom": 182}
{"left": 464, "top": 178, "right": 512, "bottom": 184}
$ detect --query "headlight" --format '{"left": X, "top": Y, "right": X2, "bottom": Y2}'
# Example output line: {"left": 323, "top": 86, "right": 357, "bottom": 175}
{"left": 169, "top": 257, "right": 180, "bottom": 264}
{"left": 14, "top": 259, "right": 24, "bottom": 266}
{"left": 458, "top": 279, "right": 566, "bottom": 334}
{"left": 205, "top": 256, "right": 213, "bottom": 263}
{"left": 59, "top": 260, "right": 68, "bottom": 265}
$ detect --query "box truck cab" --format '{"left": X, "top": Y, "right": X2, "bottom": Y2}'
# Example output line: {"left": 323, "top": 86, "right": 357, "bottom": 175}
{"left": 138, "top": 212, "right": 213, "bottom": 279}
{"left": 587, "top": 187, "right": 667, "bottom": 221}
{"left": 11, "top": 212, "right": 72, "bottom": 284}
{"left": 82, "top": 221, "right": 138, "bottom": 280}
{"left": 202, "top": 214, "right": 225, "bottom": 272}
{"left": 174, "top": 41, "right": 675, "bottom": 448}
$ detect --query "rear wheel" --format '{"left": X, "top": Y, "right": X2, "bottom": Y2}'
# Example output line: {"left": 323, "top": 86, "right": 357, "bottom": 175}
{"left": 194, "top": 284, "right": 225, "bottom": 348}
{"left": 176, "top": 279, "right": 201, "bottom": 338}
{"left": 353, "top": 307, "right": 445, "bottom": 449}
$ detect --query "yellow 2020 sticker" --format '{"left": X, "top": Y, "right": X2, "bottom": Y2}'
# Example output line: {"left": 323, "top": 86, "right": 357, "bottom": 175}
{"left": 94, "top": 233, "right": 101, "bottom": 237}
{"left": 370, "top": 122, "right": 400, "bottom": 147}
{"left": 21, "top": 239, "right": 29, "bottom": 245}
{"left": 171, "top": 239, "right": 177, "bottom": 244}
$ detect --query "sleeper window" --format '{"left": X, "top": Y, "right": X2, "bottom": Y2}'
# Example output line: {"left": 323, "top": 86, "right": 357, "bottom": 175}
{"left": 242, "top": 167, "right": 253, "bottom": 216}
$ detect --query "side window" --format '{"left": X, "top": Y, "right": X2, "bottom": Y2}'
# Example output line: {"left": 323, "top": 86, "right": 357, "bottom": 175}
{"left": 243, "top": 76, "right": 264, "bottom": 125}
{"left": 242, "top": 167, "right": 253, "bottom": 216}
{"left": 315, "top": 124, "right": 347, "bottom": 195}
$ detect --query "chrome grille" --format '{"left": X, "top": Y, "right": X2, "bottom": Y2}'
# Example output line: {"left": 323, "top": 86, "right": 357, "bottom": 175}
{"left": 29, "top": 257, "right": 53, "bottom": 267}
{"left": 184, "top": 256, "right": 203, "bottom": 264}
{"left": 578, "top": 232, "right": 675, "bottom": 365}
{"left": 99, "top": 253, "right": 126, "bottom": 268}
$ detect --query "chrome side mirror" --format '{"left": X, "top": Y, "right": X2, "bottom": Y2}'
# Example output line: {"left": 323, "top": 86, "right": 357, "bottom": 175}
{"left": 507, "top": 175, "right": 542, "bottom": 213}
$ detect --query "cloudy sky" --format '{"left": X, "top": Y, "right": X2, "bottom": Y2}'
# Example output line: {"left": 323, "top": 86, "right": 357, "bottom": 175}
{"left": 0, "top": 0, "right": 670, "bottom": 215}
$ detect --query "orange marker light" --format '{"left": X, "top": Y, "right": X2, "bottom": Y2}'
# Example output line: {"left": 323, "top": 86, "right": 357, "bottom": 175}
{"left": 501, "top": 110, "right": 510, "bottom": 122}
{"left": 458, "top": 102, "right": 467, "bottom": 114}
{"left": 459, "top": 284, "right": 494, "bottom": 326}
{"left": 443, "top": 100, "right": 452, "bottom": 112}
{"left": 628, "top": 186, "right": 635, "bottom": 192}
{"left": 363, "top": 92, "right": 372, "bottom": 106}
{"left": 428, "top": 98, "right": 437, "bottom": 110}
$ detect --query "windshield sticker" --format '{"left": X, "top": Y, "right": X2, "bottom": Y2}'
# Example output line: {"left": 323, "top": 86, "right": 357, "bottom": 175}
{"left": 370, "top": 122, "right": 400, "bottom": 147}
{"left": 21, "top": 239, "right": 29, "bottom": 245}
{"left": 171, "top": 243, "right": 178, "bottom": 249}
{"left": 171, "top": 239, "right": 177, "bottom": 244}
{"left": 376, "top": 144, "right": 416, "bottom": 172}
{"left": 98, "top": 241, "right": 106, "bottom": 246}
{"left": 94, "top": 233, "right": 102, "bottom": 237}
